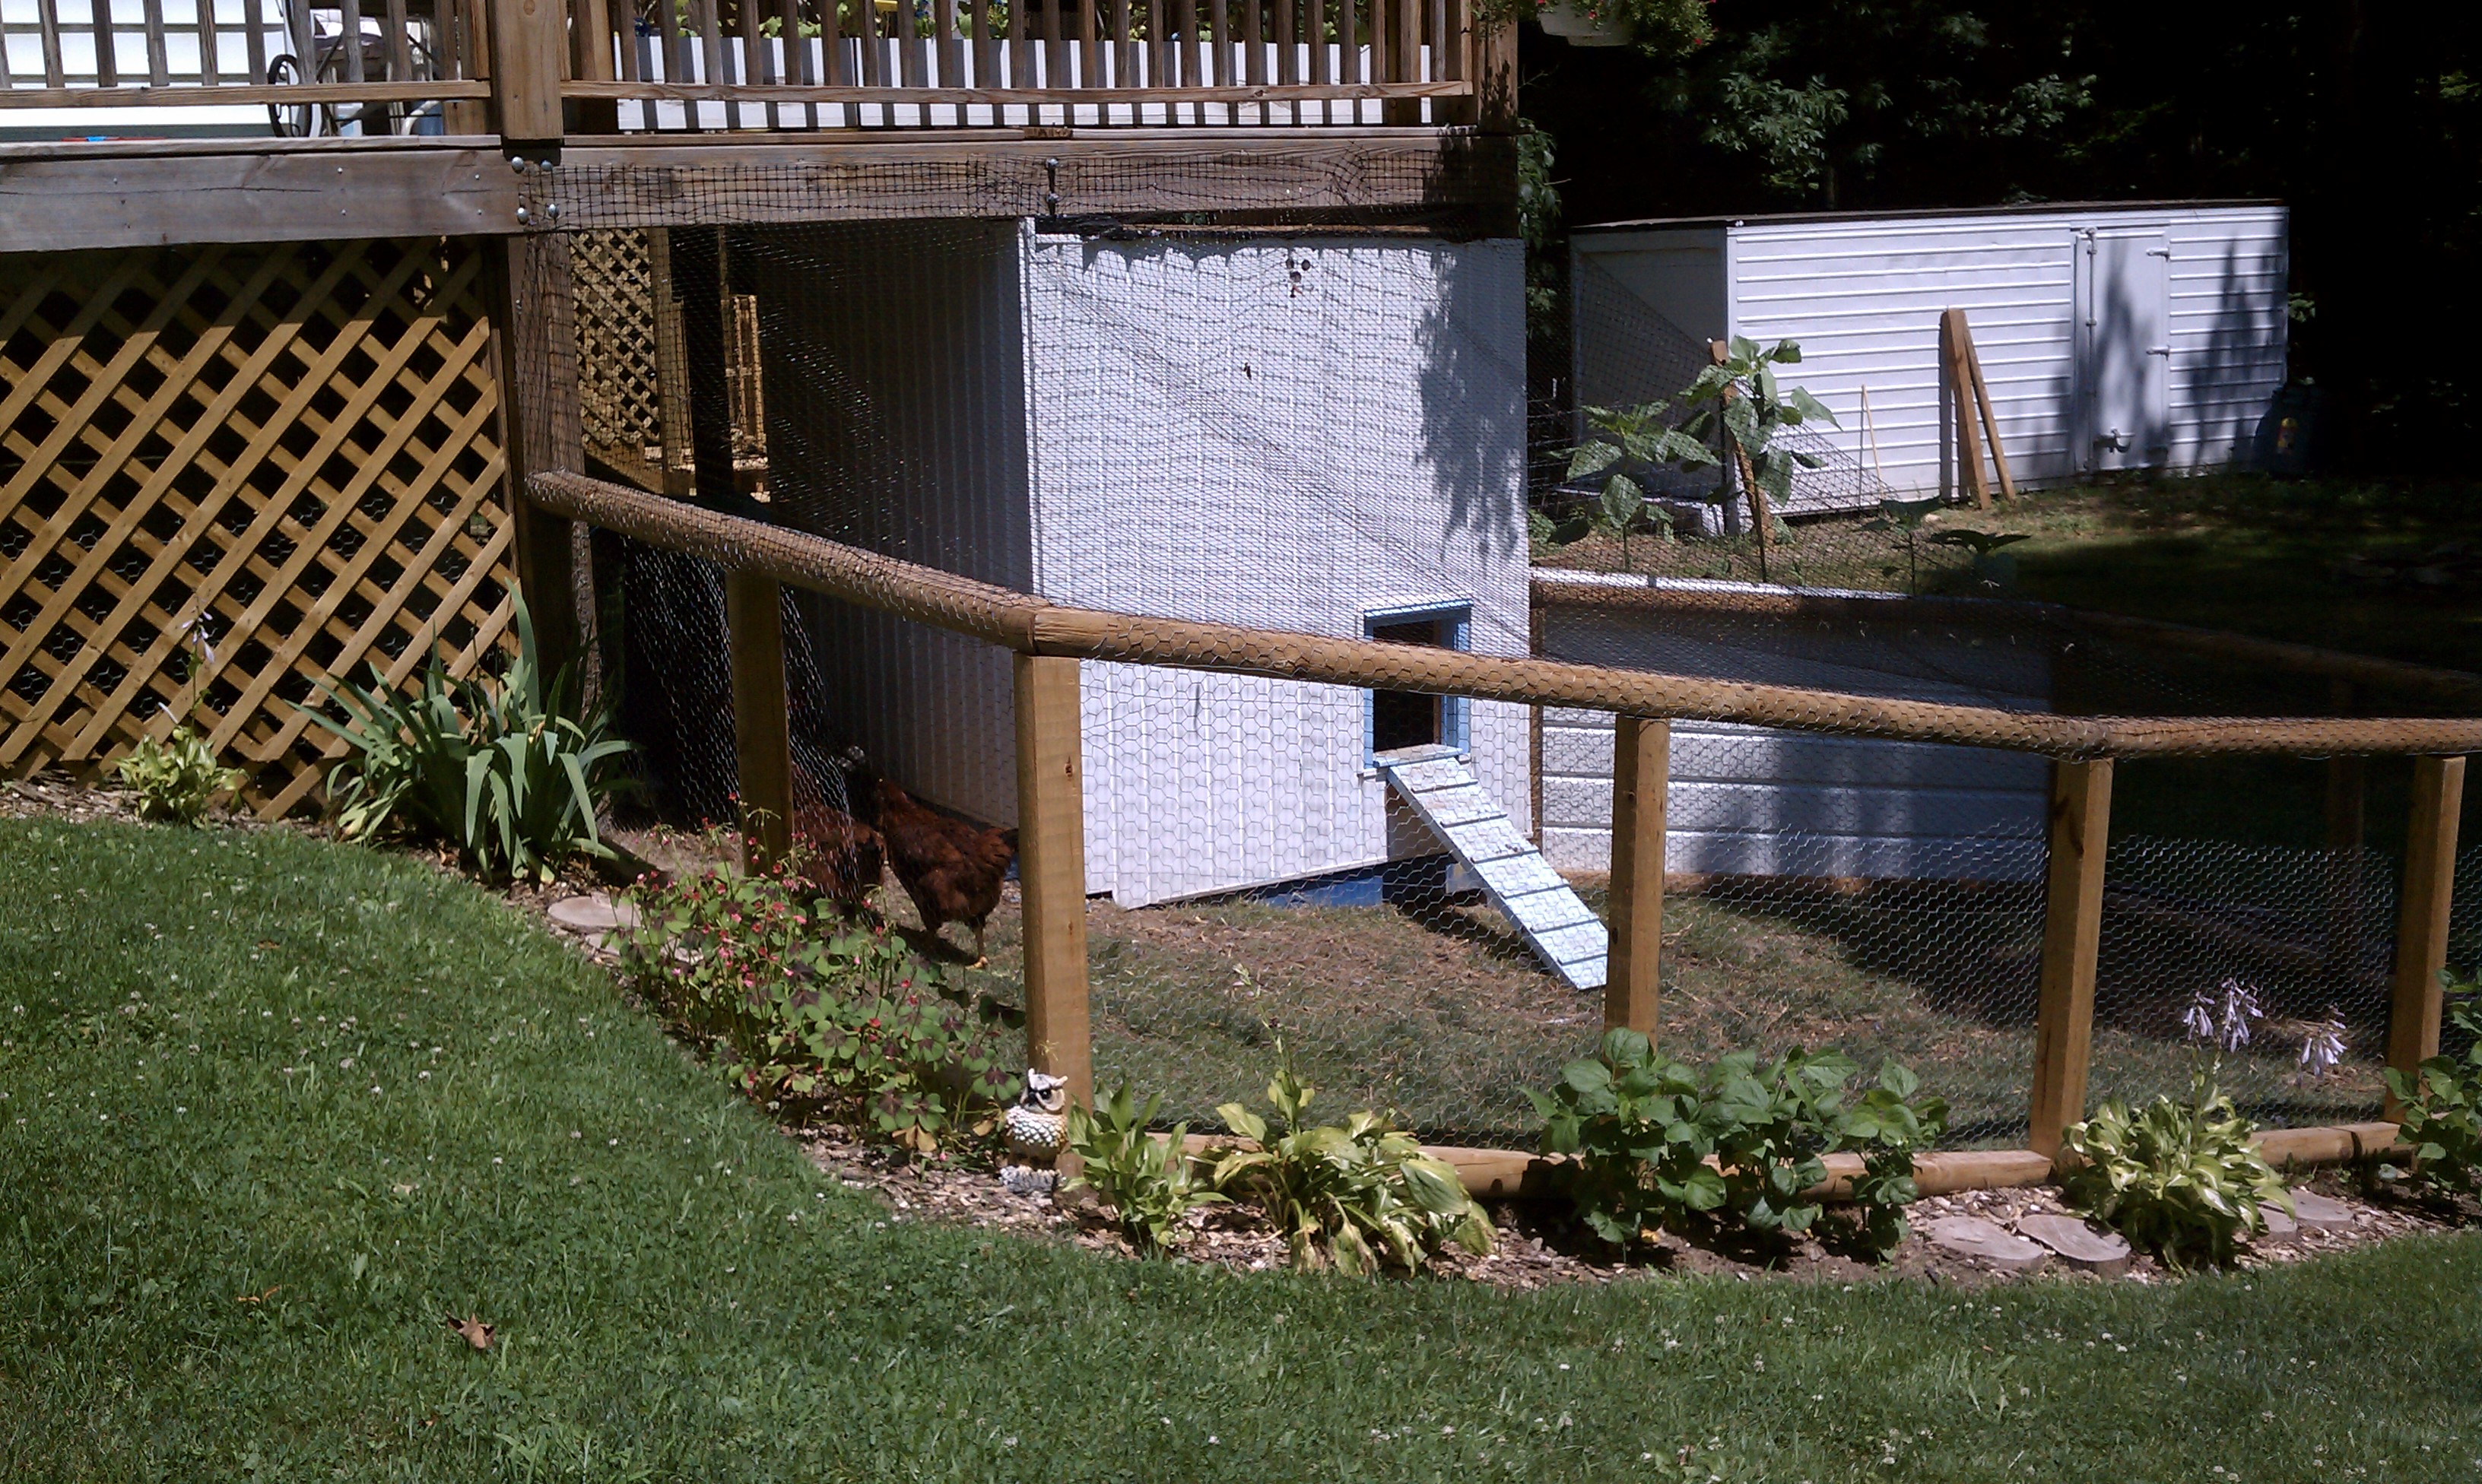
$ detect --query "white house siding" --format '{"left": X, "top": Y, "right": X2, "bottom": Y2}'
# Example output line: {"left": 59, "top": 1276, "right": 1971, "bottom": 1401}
{"left": 757, "top": 220, "right": 1032, "bottom": 829}
{"left": 1017, "top": 229, "right": 1534, "bottom": 904}
{"left": 1532, "top": 576, "right": 2051, "bottom": 881}
{"left": 1572, "top": 204, "right": 2287, "bottom": 502}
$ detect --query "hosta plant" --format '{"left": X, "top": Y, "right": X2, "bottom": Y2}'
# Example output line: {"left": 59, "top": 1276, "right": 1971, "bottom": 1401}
{"left": 1062, "top": 1083, "right": 1227, "bottom": 1255}
{"left": 1211, "top": 1059, "right": 1493, "bottom": 1276}
{"left": 2061, "top": 1075, "right": 2293, "bottom": 1270}
{"left": 2382, "top": 973, "right": 2482, "bottom": 1205}
{"left": 116, "top": 727, "right": 242, "bottom": 825}
{"left": 306, "top": 595, "right": 629, "bottom": 883}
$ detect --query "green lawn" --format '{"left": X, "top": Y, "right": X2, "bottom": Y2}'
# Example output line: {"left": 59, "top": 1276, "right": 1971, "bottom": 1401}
{"left": 5, "top": 818, "right": 2480, "bottom": 1480}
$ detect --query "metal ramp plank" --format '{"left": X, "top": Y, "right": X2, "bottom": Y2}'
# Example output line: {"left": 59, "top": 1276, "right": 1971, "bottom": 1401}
{"left": 1377, "top": 752, "right": 1608, "bottom": 992}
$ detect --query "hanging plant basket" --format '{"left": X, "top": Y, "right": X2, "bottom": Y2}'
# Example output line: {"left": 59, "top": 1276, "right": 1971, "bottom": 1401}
{"left": 1535, "top": 0, "right": 1635, "bottom": 46}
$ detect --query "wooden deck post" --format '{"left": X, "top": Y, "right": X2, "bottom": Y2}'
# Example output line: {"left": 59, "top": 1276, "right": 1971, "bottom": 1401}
{"left": 489, "top": 0, "right": 569, "bottom": 144}
{"left": 1604, "top": 715, "right": 1668, "bottom": 1038}
{"left": 2387, "top": 755, "right": 2468, "bottom": 1116}
{"left": 487, "top": 233, "right": 584, "bottom": 686}
{"left": 1015, "top": 652, "right": 1093, "bottom": 1107}
{"left": 725, "top": 572, "right": 794, "bottom": 869}
{"left": 2030, "top": 757, "right": 2112, "bottom": 1159}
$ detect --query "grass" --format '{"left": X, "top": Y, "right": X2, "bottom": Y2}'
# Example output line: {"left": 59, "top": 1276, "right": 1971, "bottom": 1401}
{"left": 7, "top": 816, "right": 2482, "bottom": 1480}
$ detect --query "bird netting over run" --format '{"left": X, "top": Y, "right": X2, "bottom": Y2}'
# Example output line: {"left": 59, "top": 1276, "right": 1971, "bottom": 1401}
{"left": 528, "top": 215, "right": 2476, "bottom": 1150}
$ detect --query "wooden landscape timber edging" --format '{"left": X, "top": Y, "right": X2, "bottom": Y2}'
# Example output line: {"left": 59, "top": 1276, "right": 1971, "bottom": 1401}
{"left": 525, "top": 471, "right": 2482, "bottom": 759}
{"left": 1195, "top": 1124, "right": 2405, "bottom": 1203}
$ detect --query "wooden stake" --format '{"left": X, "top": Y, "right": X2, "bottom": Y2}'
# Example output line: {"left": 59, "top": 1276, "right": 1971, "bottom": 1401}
{"left": 1959, "top": 319, "right": 2017, "bottom": 501}
{"left": 2030, "top": 757, "right": 2112, "bottom": 1158}
{"left": 725, "top": 571, "right": 793, "bottom": 869}
{"left": 1710, "top": 339, "right": 1773, "bottom": 578}
{"left": 2387, "top": 755, "right": 2468, "bottom": 1116}
{"left": 1604, "top": 715, "right": 1668, "bottom": 1038}
{"left": 1940, "top": 309, "right": 1992, "bottom": 511}
{"left": 1015, "top": 652, "right": 1093, "bottom": 1107}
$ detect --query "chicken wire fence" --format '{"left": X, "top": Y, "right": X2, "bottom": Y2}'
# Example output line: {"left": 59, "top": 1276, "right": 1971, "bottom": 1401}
{"left": 514, "top": 213, "right": 2475, "bottom": 1150}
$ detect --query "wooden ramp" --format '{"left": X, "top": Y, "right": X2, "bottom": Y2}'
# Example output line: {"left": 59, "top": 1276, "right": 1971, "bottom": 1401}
{"left": 1377, "top": 746, "right": 1608, "bottom": 991}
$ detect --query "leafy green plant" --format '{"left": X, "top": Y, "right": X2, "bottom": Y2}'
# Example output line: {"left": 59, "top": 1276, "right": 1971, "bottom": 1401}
{"left": 305, "top": 596, "right": 630, "bottom": 883}
{"left": 1062, "top": 1083, "right": 1228, "bottom": 1254}
{"left": 1558, "top": 401, "right": 1720, "bottom": 568}
{"left": 1861, "top": 495, "right": 1948, "bottom": 592}
{"left": 613, "top": 856, "right": 1020, "bottom": 1153}
{"left": 1531, "top": 1029, "right": 1944, "bottom": 1256}
{"left": 2383, "top": 972, "right": 2482, "bottom": 1206}
{"left": 116, "top": 728, "right": 242, "bottom": 825}
{"left": 2061, "top": 1076, "right": 2292, "bottom": 1268}
{"left": 1211, "top": 1058, "right": 1493, "bottom": 1276}
{"left": 1676, "top": 336, "right": 1836, "bottom": 536}
{"left": 1927, "top": 527, "right": 2033, "bottom": 589}
{"left": 1490, "top": 0, "right": 1714, "bottom": 57}
{"left": 2063, "top": 981, "right": 2291, "bottom": 1268}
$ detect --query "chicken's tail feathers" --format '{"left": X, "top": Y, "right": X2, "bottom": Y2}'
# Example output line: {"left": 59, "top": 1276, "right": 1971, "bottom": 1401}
{"left": 1000, "top": 828, "right": 1020, "bottom": 855}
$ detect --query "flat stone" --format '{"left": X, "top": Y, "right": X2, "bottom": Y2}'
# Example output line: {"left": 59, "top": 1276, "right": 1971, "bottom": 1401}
{"left": 2015, "top": 1213, "right": 2133, "bottom": 1276}
{"left": 2287, "top": 1190, "right": 2355, "bottom": 1232}
{"left": 548, "top": 894, "right": 638, "bottom": 934}
{"left": 1925, "top": 1215, "right": 2049, "bottom": 1273}
{"left": 2258, "top": 1205, "right": 2299, "bottom": 1240}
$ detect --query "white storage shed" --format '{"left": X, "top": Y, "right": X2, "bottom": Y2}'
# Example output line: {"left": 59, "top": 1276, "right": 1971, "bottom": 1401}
{"left": 758, "top": 220, "right": 1537, "bottom": 910}
{"left": 1570, "top": 201, "right": 2290, "bottom": 501}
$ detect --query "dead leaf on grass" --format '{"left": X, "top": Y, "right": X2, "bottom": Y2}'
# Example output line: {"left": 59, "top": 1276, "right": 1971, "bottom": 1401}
{"left": 443, "top": 1314, "right": 496, "bottom": 1351}
{"left": 234, "top": 1284, "right": 281, "bottom": 1304}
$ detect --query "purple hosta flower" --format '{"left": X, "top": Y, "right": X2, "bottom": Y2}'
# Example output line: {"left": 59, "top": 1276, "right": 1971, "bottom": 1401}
{"left": 2181, "top": 991, "right": 2217, "bottom": 1045}
{"left": 2215, "top": 978, "right": 2264, "bottom": 1052}
{"left": 2300, "top": 1008, "right": 2347, "bottom": 1079}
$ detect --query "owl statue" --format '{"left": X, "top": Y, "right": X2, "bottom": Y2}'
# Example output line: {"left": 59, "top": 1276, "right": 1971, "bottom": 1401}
{"left": 1002, "top": 1070, "right": 1069, "bottom": 1165}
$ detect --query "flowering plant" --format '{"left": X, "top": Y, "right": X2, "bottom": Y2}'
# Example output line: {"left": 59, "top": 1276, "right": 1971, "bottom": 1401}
{"left": 2383, "top": 972, "right": 2482, "bottom": 1204}
{"left": 614, "top": 852, "right": 1020, "bottom": 1152}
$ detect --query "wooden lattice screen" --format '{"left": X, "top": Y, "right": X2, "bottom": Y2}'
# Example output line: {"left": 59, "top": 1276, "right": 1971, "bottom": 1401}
{"left": 568, "top": 228, "right": 766, "bottom": 495}
{"left": 0, "top": 238, "right": 514, "bottom": 817}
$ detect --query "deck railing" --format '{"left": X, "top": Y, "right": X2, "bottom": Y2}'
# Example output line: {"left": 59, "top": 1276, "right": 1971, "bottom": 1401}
{"left": 0, "top": 0, "right": 1483, "bottom": 135}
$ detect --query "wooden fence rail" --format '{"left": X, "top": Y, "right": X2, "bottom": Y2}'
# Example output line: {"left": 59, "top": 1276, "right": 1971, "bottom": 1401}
{"left": 520, "top": 467, "right": 2474, "bottom": 1170}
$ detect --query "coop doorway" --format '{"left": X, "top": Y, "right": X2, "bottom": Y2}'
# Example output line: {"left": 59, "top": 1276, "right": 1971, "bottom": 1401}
{"left": 1364, "top": 602, "right": 1472, "bottom": 763}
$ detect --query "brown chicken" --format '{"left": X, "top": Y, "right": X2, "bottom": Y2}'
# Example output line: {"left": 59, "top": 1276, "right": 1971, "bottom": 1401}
{"left": 851, "top": 761, "right": 1019, "bottom": 966}
{"left": 788, "top": 759, "right": 885, "bottom": 918}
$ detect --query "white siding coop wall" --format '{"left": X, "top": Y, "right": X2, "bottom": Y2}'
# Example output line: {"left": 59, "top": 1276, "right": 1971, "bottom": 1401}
{"left": 765, "top": 223, "right": 1532, "bottom": 907}
{"left": 1533, "top": 575, "right": 2052, "bottom": 883}
{"left": 1572, "top": 202, "right": 2289, "bottom": 501}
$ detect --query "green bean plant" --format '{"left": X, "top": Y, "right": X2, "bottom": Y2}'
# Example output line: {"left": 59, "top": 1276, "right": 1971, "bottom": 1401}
{"left": 305, "top": 595, "right": 630, "bottom": 883}
{"left": 1211, "top": 1056, "right": 1493, "bottom": 1276}
{"left": 1062, "top": 1083, "right": 1227, "bottom": 1255}
{"left": 1531, "top": 1029, "right": 1944, "bottom": 1257}
{"left": 116, "top": 615, "right": 243, "bottom": 825}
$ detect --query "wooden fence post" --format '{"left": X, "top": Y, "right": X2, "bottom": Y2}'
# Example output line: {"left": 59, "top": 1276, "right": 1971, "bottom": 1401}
{"left": 487, "top": 233, "right": 583, "bottom": 685}
{"left": 1605, "top": 715, "right": 1668, "bottom": 1038}
{"left": 489, "top": 0, "right": 569, "bottom": 144}
{"left": 2387, "top": 755, "right": 2468, "bottom": 1118}
{"left": 1015, "top": 652, "right": 1093, "bottom": 1107}
{"left": 726, "top": 572, "right": 793, "bottom": 869}
{"left": 2030, "top": 757, "right": 2112, "bottom": 1159}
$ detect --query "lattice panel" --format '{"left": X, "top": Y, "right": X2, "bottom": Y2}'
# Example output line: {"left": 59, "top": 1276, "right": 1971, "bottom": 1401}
{"left": 0, "top": 238, "right": 514, "bottom": 817}
{"left": 571, "top": 228, "right": 671, "bottom": 487}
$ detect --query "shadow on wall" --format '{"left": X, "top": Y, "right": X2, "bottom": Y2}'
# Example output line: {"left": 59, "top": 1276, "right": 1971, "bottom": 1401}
{"left": 2193, "top": 236, "right": 2284, "bottom": 466}
{"left": 1415, "top": 239, "right": 1529, "bottom": 566}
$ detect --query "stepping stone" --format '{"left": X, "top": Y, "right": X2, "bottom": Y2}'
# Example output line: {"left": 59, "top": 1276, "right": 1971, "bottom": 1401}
{"left": 2287, "top": 1190, "right": 2355, "bottom": 1232}
{"left": 2258, "top": 1206, "right": 2299, "bottom": 1240}
{"left": 548, "top": 894, "right": 638, "bottom": 934}
{"left": 1925, "top": 1215, "right": 2049, "bottom": 1273}
{"left": 2016, "top": 1214, "right": 2133, "bottom": 1276}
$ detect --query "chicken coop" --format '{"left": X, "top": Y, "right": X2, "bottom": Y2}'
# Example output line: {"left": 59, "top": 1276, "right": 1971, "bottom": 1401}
{"left": 735, "top": 220, "right": 1546, "bottom": 917}
{"left": 1569, "top": 201, "right": 2292, "bottom": 504}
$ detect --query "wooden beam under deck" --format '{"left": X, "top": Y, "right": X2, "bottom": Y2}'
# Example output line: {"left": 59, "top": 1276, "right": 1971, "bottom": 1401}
{"left": 0, "top": 128, "right": 1516, "bottom": 255}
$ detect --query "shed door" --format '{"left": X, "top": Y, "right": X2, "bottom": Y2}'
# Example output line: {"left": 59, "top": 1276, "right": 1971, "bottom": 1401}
{"left": 2074, "top": 229, "right": 2172, "bottom": 471}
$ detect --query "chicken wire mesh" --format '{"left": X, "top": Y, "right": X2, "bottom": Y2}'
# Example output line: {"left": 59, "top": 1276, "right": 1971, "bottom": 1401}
{"left": 513, "top": 208, "right": 2477, "bottom": 1151}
